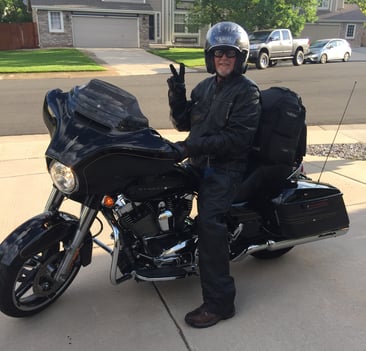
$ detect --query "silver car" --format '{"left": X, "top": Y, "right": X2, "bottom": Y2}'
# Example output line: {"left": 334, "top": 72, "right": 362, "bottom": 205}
{"left": 305, "top": 39, "right": 352, "bottom": 64}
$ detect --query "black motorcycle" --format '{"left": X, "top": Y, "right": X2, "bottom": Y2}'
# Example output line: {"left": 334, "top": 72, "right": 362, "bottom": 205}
{"left": 0, "top": 79, "right": 349, "bottom": 317}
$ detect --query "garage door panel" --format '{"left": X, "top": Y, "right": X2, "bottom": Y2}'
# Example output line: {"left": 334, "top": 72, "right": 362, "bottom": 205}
{"left": 73, "top": 16, "right": 138, "bottom": 48}
{"left": 301, "top": 24, "right": 341, "bottom": 43}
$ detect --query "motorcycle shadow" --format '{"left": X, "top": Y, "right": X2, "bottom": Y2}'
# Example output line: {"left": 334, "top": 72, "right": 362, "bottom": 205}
{"left": 0, "top": 251, "right": 187, "bottom": 351}
{"left": 2, "top": 219, "right": 364, "bottom": 351}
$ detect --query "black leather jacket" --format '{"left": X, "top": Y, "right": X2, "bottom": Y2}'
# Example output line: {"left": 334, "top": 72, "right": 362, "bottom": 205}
{"left": 170, "top": 74, "right": 261, "bottom": 171}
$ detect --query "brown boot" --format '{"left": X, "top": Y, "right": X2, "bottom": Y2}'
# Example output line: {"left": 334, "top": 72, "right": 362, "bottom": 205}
{"left": 184, "top": 304, "right": 235, "bottom": 328}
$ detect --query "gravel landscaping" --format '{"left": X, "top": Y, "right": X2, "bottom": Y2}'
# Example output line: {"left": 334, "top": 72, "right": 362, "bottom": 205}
{"left": 307, "top": 143, "right": 366, "bottom": 161}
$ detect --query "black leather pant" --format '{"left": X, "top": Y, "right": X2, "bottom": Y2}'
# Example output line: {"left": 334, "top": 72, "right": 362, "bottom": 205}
{"left": 196, "top": 166, "right": 243, "bottom": 315}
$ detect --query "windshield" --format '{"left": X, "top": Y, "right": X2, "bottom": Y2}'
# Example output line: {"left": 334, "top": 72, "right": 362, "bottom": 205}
{"left": 249, "top": 31, "right": 271, "bottom": 41}
{"left": 310, "top": 40, "right": 328, "bottom": 49}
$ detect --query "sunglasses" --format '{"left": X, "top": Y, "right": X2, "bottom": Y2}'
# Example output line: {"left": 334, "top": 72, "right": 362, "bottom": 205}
{"left": 213, "top": 49, "right": 237, "bottom": 58}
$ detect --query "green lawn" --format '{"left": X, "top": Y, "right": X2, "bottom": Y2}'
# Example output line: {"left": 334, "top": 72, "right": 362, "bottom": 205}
{"left": 149, "top": 48, "right": 205, "bottom": 67}
{"left": 0, "top": 48, "right": 106, "bottom": 73}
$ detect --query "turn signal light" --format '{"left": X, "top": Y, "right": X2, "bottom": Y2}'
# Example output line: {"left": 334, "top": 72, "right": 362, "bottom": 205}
{"left": 102, "top": 196, "right": 115, "bottom": 208}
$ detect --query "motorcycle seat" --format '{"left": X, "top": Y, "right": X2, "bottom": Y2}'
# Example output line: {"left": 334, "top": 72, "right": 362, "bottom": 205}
{"left": 234, "top": 164, "right": 292, "bottom": 203}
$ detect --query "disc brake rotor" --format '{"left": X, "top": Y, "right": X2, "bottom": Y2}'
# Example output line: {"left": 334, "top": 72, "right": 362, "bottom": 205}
{"left": 32, "top": 252, "right": 64, "bottom": 296}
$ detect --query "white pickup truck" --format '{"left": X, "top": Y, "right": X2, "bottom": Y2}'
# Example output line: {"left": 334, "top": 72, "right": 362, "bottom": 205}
{"left": 248, "top": 29, "right": 310, "bottom": 69}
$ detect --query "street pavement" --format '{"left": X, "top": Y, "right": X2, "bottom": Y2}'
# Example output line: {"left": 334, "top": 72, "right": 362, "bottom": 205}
{"left": 0, "top": 48, "right": 365, "bottom": 351}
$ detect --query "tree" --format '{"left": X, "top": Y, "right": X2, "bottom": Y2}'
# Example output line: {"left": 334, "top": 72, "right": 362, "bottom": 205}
{"left": 0, "top": 0, "right": 32, "bottom": 23}
{"left": 187, "top": 0, "right": 318, "bottom": 36}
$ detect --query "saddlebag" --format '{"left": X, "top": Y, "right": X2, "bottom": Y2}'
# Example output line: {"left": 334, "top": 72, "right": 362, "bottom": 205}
{"left": 272, "top": 180, "right": 349, "bottom": 238}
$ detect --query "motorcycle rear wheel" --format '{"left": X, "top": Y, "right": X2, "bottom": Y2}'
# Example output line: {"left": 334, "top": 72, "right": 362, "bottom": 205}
{"left": 251, "top": 246, "right": 293, "bottom": 259}
{"left": 0, "top": 240, "right": 81, "bottom": 317}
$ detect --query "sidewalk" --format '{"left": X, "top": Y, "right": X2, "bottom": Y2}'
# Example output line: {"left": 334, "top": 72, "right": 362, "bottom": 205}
{"left": 0, "top": 126, "right": 365, "bottom": 223}
{"left": 1, "top": 125, "right": 365, "bottom": 242}
{"left": 304, "top": 125, "right": 366, "bottom": 208}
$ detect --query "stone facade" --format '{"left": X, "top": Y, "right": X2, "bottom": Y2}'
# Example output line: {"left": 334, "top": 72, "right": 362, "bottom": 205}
{"left": 139, "top": 15, "right": 150, "bottom": 49}
{"left": 339, "top": 23, "right": 365, "bottom": 48}
{"left": 36, "top": 10, "right": 73, "bottom": 48}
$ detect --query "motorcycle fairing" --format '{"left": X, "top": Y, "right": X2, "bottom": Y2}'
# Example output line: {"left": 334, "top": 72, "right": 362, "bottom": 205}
{"left": 0, "top": 211, "right": 92, "bottom": 267}
{"left": 123, "top": 166, "right": 197, "bottom": 202}
{"left": 43, "top": 86, "right": 178, "bottom": 196}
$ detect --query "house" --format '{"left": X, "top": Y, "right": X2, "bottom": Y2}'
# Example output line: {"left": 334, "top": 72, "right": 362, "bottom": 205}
{"left": 300, "top": 0, "right": 366, "bottom": 47}
{"left": 30, "top": 0, "right": 365, "bottom": 49}
{"left": 30, "top": 0, "right": 205, "bottom": 48}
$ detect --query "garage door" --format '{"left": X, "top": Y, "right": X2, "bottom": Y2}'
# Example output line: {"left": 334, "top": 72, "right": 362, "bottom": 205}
{"left": 301, "top": 24, "right": 341, "bottom": 42}
{"left": 73, "top": 16, "right": 138, "bottom": 48}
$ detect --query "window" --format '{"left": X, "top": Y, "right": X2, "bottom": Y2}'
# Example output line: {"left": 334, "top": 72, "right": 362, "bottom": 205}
{"left": 174, "top": 13, "right": 198, "bottom": 34}
{"left": 271, "top": 31, "right": 280, "bottom": 41}
{"left": 174, "top": 14, "right": 186, "bottom": 33}
{"left": 149, "top": 13, "right": 161, "bottom": 41}
{"left": 282, "top": 30, "right": 290, "bottom": 40}
{"left": 48, "top": 11, "right": 64, "bottom": 33}
{"left": 335, "top": 40, "right": 342, "bottom": 47}
{"left": 156, "top": 12, "right": 161, "bottom": 39}
{"left": 175, "top": 0, "right": 194, "bottom": 10}
{"left": 346, "top": 24, "right": 355, "bottom": 39}
{"left": 318, "top": 0, "right": 329, "bottom": 9}
{"left": 149, "top": 15, "right": 154, "bottom": 40}
{"left": 102, "top": 0, "right": 144, "bottom": 2}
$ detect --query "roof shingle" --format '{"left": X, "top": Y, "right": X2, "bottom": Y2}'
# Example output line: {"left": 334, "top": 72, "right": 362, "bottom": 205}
{"left": 31, "top": 0, "right": 153, "bottom": 12}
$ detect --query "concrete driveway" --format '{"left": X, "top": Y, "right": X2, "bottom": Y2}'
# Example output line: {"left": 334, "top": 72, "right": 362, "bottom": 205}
{"left": 81, "top": 48, "right": 198, "bottom": 76}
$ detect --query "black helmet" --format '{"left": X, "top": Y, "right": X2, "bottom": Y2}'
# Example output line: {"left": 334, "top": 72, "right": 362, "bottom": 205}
{"left": 205, "top": 21, "right": 249, "bottom": 75}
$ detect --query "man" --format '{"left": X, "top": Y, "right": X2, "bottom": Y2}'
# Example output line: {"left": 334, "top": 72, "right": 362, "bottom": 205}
{"left": 167, "top": 22, "right": 261, "bottom": 328}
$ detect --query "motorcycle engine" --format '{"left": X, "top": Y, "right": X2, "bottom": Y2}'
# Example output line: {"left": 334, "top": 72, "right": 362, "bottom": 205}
{"left": 113, "top": 193, "right": 193, "bottom": 239}
{"left": 112, "top": 193, "right": 197, "bottom": 273}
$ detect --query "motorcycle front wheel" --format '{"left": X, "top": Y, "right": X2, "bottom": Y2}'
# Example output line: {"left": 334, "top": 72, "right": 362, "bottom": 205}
{"left": 0, "top": 239, "right": 81, "bottom": 317}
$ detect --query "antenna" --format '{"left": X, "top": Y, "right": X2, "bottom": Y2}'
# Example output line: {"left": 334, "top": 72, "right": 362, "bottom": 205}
{"left": 317, "top": 80, "right": 358, "bottom": 183}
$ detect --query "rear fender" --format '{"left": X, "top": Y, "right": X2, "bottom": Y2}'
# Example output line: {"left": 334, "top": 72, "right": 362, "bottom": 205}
{"left": 0, "top": 211, "right": 92, "bottom": 267}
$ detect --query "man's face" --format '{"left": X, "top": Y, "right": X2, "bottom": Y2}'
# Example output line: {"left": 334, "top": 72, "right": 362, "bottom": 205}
{"left": 213, "top": 48, "right": 237, "bottom": 78}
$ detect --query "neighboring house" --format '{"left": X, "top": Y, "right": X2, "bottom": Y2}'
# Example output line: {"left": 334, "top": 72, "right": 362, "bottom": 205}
{"left": 300, "top": 0, "right": 366, "bottom": 47}
{"left": 30, "top": 0, "right": 366, "bottom": 49}
{"left": 30, "top": 0, "right": 204, "bottom": 48}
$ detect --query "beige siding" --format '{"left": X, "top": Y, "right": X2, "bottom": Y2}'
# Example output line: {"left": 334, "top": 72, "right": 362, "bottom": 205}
{"left": 300, "top": 23, "right": 341, "bottom": 43}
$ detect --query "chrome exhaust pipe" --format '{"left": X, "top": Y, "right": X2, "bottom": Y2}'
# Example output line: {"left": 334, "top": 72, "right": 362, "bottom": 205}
{"left": 233, "top": 227, "right": 349, "bottom": 262}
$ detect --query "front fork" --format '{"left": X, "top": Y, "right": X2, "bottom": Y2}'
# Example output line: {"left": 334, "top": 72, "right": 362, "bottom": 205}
{"left": 45, "top": 187, "right": 98, "bottom": 283}
{"left": 44, "top": 186, "right": 65, "bottom": 212}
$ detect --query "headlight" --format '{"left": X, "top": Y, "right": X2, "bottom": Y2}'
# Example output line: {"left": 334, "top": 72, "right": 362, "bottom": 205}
{"left": 250, "top": 44, "right": 260, "bottom": 50}
{"left": 50, "top": 161, "right": 78, "bottom": 194}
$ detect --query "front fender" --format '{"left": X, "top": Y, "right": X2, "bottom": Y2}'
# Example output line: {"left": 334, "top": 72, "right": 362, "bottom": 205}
{"left": 0, "top": 211, "right": 92, "bottom": 267}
